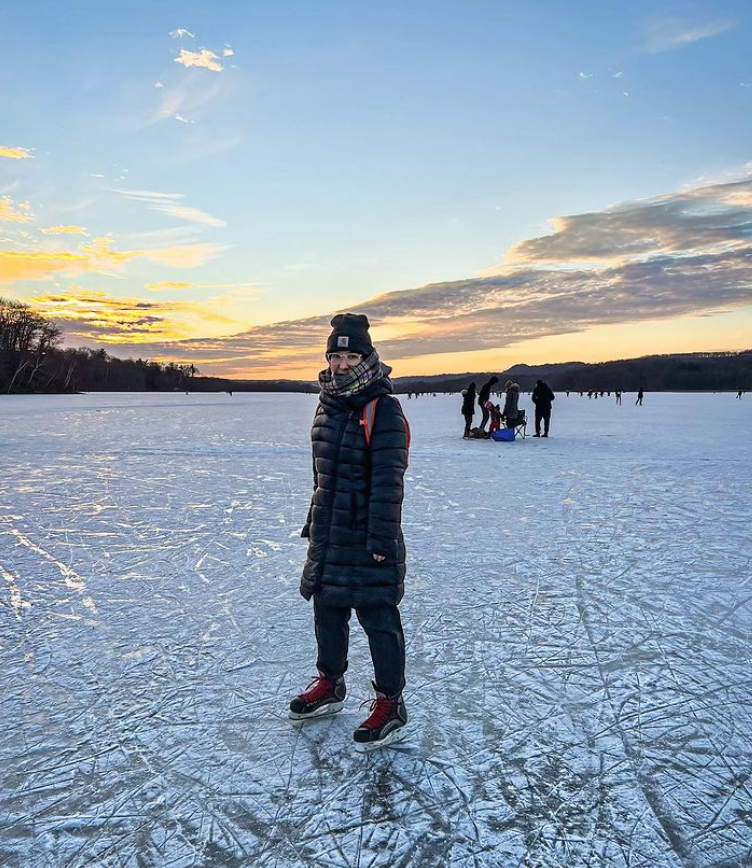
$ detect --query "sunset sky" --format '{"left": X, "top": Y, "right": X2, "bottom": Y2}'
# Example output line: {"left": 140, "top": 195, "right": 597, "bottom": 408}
{"left": 2, "top": 0, "right": 752, "bottom": 379}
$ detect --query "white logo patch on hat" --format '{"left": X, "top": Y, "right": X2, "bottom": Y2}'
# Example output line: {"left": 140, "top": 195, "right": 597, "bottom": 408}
{"left": 337, "top": 336, "right": 349, "bottom": 348}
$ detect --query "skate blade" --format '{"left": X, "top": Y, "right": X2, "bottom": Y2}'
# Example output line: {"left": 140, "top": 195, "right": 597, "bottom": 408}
{"left": 353, "top": 725, "right": 408, "bottom": 753}
{"left": 288, "top": 701, "right": 344, "bottom": 722}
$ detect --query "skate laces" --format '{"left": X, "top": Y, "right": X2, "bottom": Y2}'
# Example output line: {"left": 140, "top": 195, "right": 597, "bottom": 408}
{"left": 359, "top": 695, "right": 396, "bottom": 729}
{"left": 301, "top": 675, "right": 334, "bottom": 703}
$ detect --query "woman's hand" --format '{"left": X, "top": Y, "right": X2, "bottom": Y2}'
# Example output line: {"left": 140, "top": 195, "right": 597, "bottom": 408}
{"left": 372, "top": 553, "right": 386, "bottom": 562}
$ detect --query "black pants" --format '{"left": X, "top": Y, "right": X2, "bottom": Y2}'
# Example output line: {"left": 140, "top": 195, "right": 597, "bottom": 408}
{"left": 463, "top": 413, "right": 473, "bottom": 436}
{"left": 535, "top": 407, "right": 551, "bottom": 435}
{"left": 479, "top": 405, "right": 490, "bottom": 429}
{"left": 314, "top": 598, "right": 406, "bottom": 697}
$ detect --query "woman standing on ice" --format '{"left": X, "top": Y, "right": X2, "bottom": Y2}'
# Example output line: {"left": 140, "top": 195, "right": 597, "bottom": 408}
{"left": 502, "top": 379, "right": 521, "bottom": 428}
{"left": 290, "top": 313, "right": 411, "bottom": 752}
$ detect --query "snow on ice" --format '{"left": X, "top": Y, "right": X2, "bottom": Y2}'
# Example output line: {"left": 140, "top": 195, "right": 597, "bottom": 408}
{"left": 1, "top": 391, "right": 751, "bottom": 867}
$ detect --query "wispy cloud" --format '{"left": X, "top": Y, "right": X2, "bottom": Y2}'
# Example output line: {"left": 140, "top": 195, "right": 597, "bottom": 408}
{"left": 114, "top": 188, "right": 183, "bottom": 201}
{"left": 146, "top": 78, "right": 225, "bottom": 126}
{"left": 144, "top": 281, "right": 257, "bottom": 294}
{"left": 642, "top": 18, "right": 734, "bottom": 53}
{"left": 174, "top": 48, "right": 224, "bottom": 73}
{"left": 156, "top": 203, "right": 225, "bottom": 227}
{"left": 0, "top": 146, "right": 33, "bottom": 160}
{"left": 141, "top": 243, "right": 228, "bottom": 267}
{"left": 145, "top": 281, "right": 193, "bottom": 291}
{"left": 0, "top": 235, "right": 227, "bottom": 284}
{"left": 113, "top": 188, "right": 225, "bottom": 227}
{"left": 41, "top": 225, "right": 89, "bottom": 235}
{"left": 0, "top": 250, "right": 90, "bottom": 282}
{"left": 170, "top": 29, "right": 195, "bottom": 40}
{"left": 0, "top": 197, "right": 32, "bottom": 223}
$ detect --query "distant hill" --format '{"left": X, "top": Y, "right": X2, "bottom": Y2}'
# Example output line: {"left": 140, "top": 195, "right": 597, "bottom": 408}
{"left": 189, "top": 350, "right": 752, "bottom": 394}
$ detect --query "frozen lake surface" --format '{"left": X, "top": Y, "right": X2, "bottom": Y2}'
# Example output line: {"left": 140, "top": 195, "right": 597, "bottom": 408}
{"left": 1, "top": 390, "right": 751, "bottom": 868}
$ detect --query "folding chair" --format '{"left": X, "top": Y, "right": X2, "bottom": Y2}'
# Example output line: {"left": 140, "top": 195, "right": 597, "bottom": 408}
{"left": 493, "top": 409, "right": 527, "bottom": 441}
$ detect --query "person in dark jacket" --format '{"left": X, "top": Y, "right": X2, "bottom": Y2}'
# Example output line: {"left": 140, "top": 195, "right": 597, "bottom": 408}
{"left": 290, "top": 313, "right": 410, "bottom": 751}
{"left": 502, "top": 380, "right": 520, "bottom": 428}
{"left": 531, "top": 379, "right": 555, "bottom": 437}
{"left": 461, "top": 382, "right": 476, "bottom": 438}
{"left": 477, "top": 376, "right": 499, "bottom": 430}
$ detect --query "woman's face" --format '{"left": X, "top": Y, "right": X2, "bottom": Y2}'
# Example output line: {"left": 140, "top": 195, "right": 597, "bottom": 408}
{"left": 328, "top": 352, "right": 363, "bottom": 375}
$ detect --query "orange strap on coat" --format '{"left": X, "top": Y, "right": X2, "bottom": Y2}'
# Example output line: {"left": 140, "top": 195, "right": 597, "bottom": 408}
{"left": 359, "top": 398, "right": 380, "bottom": 446}
{"left": 360, "top": 397, "right": 411, "bottom": 468}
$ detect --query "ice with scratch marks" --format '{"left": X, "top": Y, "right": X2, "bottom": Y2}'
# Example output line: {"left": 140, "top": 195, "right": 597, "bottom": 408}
{"left": 1, "top": 391, "right": 751, "bottom": 867}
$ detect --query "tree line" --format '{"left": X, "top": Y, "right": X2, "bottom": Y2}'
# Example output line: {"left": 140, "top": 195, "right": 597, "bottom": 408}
{"left": 1, "top": 297, "right": 197, "bottom": 394}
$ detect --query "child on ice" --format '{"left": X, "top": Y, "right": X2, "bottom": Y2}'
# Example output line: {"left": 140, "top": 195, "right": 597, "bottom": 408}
{"left": 484, "top": 400, "right": 502, "bottom": 433}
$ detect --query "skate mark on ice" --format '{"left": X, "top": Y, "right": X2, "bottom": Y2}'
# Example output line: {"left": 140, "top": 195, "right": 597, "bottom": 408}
{"left": 2, "top": 525, "right": 98, "bottom": 614}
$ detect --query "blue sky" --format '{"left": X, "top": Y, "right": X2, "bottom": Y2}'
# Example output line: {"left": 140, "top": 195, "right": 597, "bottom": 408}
{"left": 2, "top": 0, "right": 751, "bottom": 376}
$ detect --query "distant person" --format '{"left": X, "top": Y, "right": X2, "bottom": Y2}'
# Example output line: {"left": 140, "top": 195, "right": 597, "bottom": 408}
{"left": 461, "top": 382, "right": 477, "bottom": 438}
{"left": 636, "top": 389, "right": 644, "bottom": 405}
{"left": 737, "top": 390, "right": 743, "bottom": 400}
{"left": 531, "top": 379, "right": 555, "bottom": 438}
{"left": 291, "top": 313, "right": 410, "bottom": 751}
{"left": 478, "top": 375, "right": 499, "bottom": 430}
{"left": 485, "top": 399, "right": 502, "bottom": 433}
{"left": 502, "top": 380, "right": 521, "bottom": 429}
{"left": 615, "top": 390, "right": 622, "bottom": 405}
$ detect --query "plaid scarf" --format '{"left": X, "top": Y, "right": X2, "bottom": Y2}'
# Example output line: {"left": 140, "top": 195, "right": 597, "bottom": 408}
{"left": 318, "top": 350, "right": 388, "bottom": 397}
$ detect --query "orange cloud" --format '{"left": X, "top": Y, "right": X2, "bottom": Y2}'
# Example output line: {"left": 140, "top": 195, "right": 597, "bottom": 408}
{"left": 145, "top": 281, "right": 193, "bottom": 291}
{"left": 142, "top": 243, "right": 228, "bottom": 267}
{"left": 77, "top": 237, "right": 141, "bottom": 266}
{"left": 28, "top": 287, "right": 241, "bottom": 345}
{"left": 0, "top": 146, "right": 33, "bottom": 159}
{"left": 41, "top": 225, "right": 89, "bottom": 235}
{"left": 0, "top": 197, "right": 33, "bottom": 223}
{"left": 0, "top": 235, "right": 226, "bottom": 284}
{"left": 174, "top": 48, "right": 223, "bottom": 72}
{"left": 0, "top": 250, "right": 89, "bottom": 281}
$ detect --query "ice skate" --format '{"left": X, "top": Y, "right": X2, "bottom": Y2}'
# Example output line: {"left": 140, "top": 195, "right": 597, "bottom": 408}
{"left": 353, "top": 688, "right": 408, "bottom": 752}
{"left": 289, "top": 673, "right": 346, "bottom": 721}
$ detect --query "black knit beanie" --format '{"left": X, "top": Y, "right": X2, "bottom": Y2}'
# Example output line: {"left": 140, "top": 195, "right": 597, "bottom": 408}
{"left": 326, "top": 313, "right": 374, "bottom": 357}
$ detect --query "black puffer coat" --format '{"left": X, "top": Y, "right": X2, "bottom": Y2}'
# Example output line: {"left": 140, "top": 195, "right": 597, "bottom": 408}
{"left": 478, "top": 376, "right": 499, "bottom": 406}
{"left": 461, "top": 384, "right": 476, "bottom": 417}
{"left": 300, "top": 376, "right": 409, "bottom": 607}
{"left": 531, "top": 381, "right": 555, "bottom": 409}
